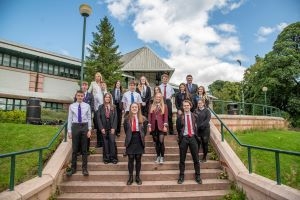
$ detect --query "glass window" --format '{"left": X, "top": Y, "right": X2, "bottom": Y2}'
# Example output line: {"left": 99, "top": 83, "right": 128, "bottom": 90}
{"left": 38, "top": 62, "right": 43, "bottom": 72}
{"left": 11, "top": 56, "right": 17, "bottom": 67}
{"left": 64, "top": 67, "right": 69, "bottom": 77}
{"left": 42, "top": 63, "right": 48, "bottom": 74}
{"left": 18, "top": 58, "right": 24, "bottom": 68}
{"left": 30, "top": 60, "right": 35, "bottom": 71}
{"left": 48, "top": 64, "right": 53, "bottom": 74}
{"left": 0, "top": 53, "right": 3, "bottom": 65}
{"left": 54, "top": 65, "right": 59, "bottom": 75}
{"left": 24, "top": 59, "right": 31, "bottom": 71}
{"left": 3, "top": 54, "right": 10, "bottom": 66}
{"left": 57, "top": 104, "right": 63, "bottom": 109}
{"left": 59, "top": 66, "right": 64, "bottom": 76}
{"left": 0, "top": 98, "right": 6, "bottom": 110}
{"left": 6, "top": 105, "right": 13, "bottom": 110}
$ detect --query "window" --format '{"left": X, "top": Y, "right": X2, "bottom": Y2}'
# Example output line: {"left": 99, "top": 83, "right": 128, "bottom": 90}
{"left": 48, "top": 64, "right": 54, "bottom": 74}
{"left": 11, "top": 56, "right": 17, "bottom": 67}
{"left": 3, "top": 54, "right": 10, "bottom": 66}
{"left": 42, "top": 62, "right": 48, "bottom": 74}
{"left": 6, "top": 99, "right": 13, "bottom": 110}
{"left": 30, "top": 60, "right": 35, "bottom": 71}
{"left": 0, "top": 53, "right": 3, "bottom": 65}
{"left": 0, "top": 98, "right": 6, "bottom": 110}
{"left": 38, "top": 62, "right": 43, "bottom": 72}
{"left": 24, "top": 59, "right": 31, "bottom": 71}
{"left": 54, "top": 65, "right": 59, "bottom": 75}
{"left": 18, "top": 58, "right": 24, "bottom": 69}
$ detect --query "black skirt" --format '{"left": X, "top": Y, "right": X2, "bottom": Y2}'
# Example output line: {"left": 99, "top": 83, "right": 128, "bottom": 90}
{"left": 126, "top": 132, "right": 144, "bottom": 155}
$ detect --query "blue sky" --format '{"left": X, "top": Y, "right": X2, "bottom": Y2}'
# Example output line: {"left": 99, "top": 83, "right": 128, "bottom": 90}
{"left": 0, "top": 0, "right": 299, "bottom": 86}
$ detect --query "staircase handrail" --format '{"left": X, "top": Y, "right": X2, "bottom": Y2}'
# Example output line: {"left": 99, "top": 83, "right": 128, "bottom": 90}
{"left": 0, "top": 121, "right": 68, "bottom": 191}
{"left": 209, "top": 107, "right": 300, "bottom": 185}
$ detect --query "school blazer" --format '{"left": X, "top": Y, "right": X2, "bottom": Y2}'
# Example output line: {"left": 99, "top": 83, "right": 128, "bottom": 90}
{"left": 176, "top": 113, "right": 198, "bottom": 144}
{"left": 148, "top": 106, "right": 168, "bottom": 132}
{"left": 96, "top": 104, "right": 118, "bottom": 131}
{"left": 111, "top": 88, "right": 123, "bottom": 109}
{"left": 123, "top": 116, "right": 148, "bottom": 148}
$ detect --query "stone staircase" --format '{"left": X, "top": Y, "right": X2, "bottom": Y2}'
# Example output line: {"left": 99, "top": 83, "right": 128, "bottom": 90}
{"left": 58, "top": 131, "right": 230, "bottom": 200}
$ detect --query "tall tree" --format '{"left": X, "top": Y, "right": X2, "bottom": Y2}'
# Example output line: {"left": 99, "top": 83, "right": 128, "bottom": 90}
{"left": 208, "top": 80, "right": 241, "bottom": 102}
{"left": 244, "top": 22, "right": 300, "bottom": 126}
{"left": 85, "top": 16, "right": 123, "bottom": 89}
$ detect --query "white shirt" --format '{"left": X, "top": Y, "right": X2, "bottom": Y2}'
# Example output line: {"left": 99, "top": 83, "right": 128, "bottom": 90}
{"left": 67, "top": 102, "right": 92, "bottom": 133}
{"left": 88, "top": 81, "right": 103, "bottom": 111}
{"left": 183, "top": 112, "right": 194, "bottom": 136}
{"left": 159, "top": 83, "right": 175, "bottom": 99}
{"left": 121, "top": 91, "right": 143, "bottom": 111}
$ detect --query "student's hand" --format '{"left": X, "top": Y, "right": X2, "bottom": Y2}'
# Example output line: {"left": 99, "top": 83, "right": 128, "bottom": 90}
{"left": 87, "top": 130, "right": 91, "bottom": 138}
{"left": 111, "top": 129, "right": 115, "bottom": 134}
{"left": 148, "top": 127, "right": 152, "bottom": 132}
{"left": 68, "top": 132, "right": 72, "bottom": 139}
{"left": 101, "top": 129, "right": 105, "bottom": 134}
{"left": 177, "top": 110, "right": 182, "bottom": 115}
{"left": 163, "top": 126, "right": 168, "bottom": 132}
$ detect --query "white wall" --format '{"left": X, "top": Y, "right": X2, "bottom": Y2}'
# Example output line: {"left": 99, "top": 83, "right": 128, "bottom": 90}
{"left": 43, "top": 76, "right": 79, "bottom": 99}
{"left": 0, "top": 68, "right": 29, "bottom": 91}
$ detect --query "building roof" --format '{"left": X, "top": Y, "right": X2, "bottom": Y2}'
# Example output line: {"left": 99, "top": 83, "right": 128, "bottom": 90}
{"left": 120, "top": 46, "right": 175, "bottom": 75}
{"left": 0, "top": 39, "right": 81, "bottom": 66}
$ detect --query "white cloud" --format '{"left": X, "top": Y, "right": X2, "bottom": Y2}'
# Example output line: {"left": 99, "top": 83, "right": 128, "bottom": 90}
{"left": 105, "top": 0, "right": 246, "bottom": 87}
{"left": 256, "top": 22, "right": 288, "bottom": 42}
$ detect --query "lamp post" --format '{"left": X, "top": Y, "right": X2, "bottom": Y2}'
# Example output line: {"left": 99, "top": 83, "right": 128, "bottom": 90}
{"left": 262, "top": 86, "right": 268, "bottom": 115}
{"left": 79, "top": 4, "right": 92, "bottom": 87}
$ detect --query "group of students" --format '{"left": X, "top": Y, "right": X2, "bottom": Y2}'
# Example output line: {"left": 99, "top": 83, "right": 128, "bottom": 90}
{"left": 67, "top": 72, "right": 211, "bottom": 186}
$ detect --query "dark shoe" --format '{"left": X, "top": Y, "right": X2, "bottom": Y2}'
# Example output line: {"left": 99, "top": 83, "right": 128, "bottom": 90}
{"left": 112, "top": 159, "right": 118, "bottom": 164}
{"left": 127, "top": 175, "right": 133, "bottom": 185}
{"left": 82, "top": 169, "right": 89, "bottom": 176}
{"left": 177, "top": 175, "right": 184, "bottom": 184}
{"left": 116, "top": 132, "right": 120, "bottom": 137}
{"left": 136, "top": 176, "right": 142, "bottom": 185}
{"left": 96, "top": 143, "right": 103, "bottom": 148}
{"left": 123, "top": 152, "right": 127, "bottom": 157}
{"left": 77, "top": 152, "right": 81, "bottom": 156}
{"left": 195, "top": 175, "right": 202, "bottom": 184}
{"left": 201, "top": 155, "right": 207, "bottom": 162}
{"left": 66, "top": 168, "right": 76, "bottom": 177}
{"left": 104, "top": 159, "right": 110, "bottom": 164}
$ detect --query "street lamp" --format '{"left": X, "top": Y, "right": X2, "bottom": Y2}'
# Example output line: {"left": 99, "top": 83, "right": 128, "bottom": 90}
{"left": 79, "top": 4, "right": 92, "bottom": 87}
{"left": 262, "top": 86, "right": 268, "bottom": 115}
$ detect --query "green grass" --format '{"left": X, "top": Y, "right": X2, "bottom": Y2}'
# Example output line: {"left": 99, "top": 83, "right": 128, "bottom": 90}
{"left": 0, "top": 123, "right": 62, "bottom": 192}
{"left": 224, "top": 129, "right": 300, "bottom": 189}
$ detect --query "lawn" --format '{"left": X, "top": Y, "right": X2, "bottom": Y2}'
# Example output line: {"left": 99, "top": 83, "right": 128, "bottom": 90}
{"left": 0, "top": 123, "right": 63, "bottom": 192}
{"left": 224, "top": 129, "right": 300, "bottom": 189}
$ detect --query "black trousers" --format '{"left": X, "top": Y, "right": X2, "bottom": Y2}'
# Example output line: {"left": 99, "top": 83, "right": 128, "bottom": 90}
{"left": 114, "top": 103, "right": 122, "bottom": 134}
{"left": 71, "top": 123, "right": 88, "bottom": 170}
{"left": 102, "top": 130, "right": 118, "bottom": 161}
{"left": 128, "top": 154, "right": 142, "bottom": 176}
{"left": 166, "top": 99, "right": 174, "bottom": 134}
{"left": 94, "top": 111, "right": 103, "bottom": 146}
{"left": 198, "top": 128, "right": 210, "bottom": 157}
{"left": 179, "top": 135, "right": 200, "bottom": 176}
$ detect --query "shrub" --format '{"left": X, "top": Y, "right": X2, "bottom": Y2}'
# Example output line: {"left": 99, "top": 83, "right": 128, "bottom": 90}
{"left": 0, "top": 110, "right": 26, "bottom": 123}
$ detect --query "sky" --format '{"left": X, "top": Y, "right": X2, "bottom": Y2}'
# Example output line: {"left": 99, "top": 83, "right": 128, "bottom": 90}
{"left": 0, "top": 0, "right": 299, "bottom": 87}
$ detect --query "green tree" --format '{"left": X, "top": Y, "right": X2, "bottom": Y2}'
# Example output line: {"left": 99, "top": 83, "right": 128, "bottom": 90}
{"left": 85, "top": 16, "right": 123, "bottom": 89}
{"left": 208, "top": 80, "right": 241, "bottom": 101}
{"left": 244, "top": 22, "right": 300, "bottom": 126}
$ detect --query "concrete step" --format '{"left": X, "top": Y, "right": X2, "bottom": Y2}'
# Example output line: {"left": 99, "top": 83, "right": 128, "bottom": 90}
{"left": 63, "top": 169, "right": 223, "bottom": 181}
{"left": 58, "top": 190, "right": 229, "bottom": 200}
{"left": 59, "top": 179, "right": 230, "bottom": 193}
{"left": 90, "top": 140, "right": 178, "bottom": 147}
{"left": 93, "top": 146, "right": 183, "bottom": 154}
{"left": 79, "top": 153, "right": 207, "bottom": 162}
{"left": 76, "top": 160, "right": 221, "bottom": 171}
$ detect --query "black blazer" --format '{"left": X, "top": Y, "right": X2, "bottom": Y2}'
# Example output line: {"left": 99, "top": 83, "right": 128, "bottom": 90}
{"left": 136, "top": 86, "right": 151, "bottom": 104}
{"left": 74, "top": 92, "right": 94, "bottom": 112}
{"left": 123, "top": 116, "right": 148, "bottom": 148}
{"left": 174, "top": 92, "right": 191, "bottom": 111}
{"left": 111, "top": 88, "right": 123, "bottom": 109}
{"left": 194, "top": 108, "right": 211, "bottom": 131}
{"left": 176, "top": 113, "right": 198, "bottom": 144}
{"left": 96, "top": 104, "right": 118, "bottom": 131}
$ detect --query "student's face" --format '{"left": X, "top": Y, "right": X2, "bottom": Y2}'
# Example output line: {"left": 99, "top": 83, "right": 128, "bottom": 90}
{"left": 198, "top": 100, "right": 205, "bottom": 109}
{"left": 186, "top": 76, "right": 193, "bottom": 84}
{"left": 179, "top": 85, "right": 185, "bottom": 92}
{"left": 198, "top": 87, "right": 204, "bottom": 94}
{"left": 140, "top": 77, "right": 146, "bottom": 84}
{"left": 130, "top": 104, "right": 139, "bottom": 114}
{"left": 104, "top": 95, "right": 111, "bottom": 103}
{"left": 155, "top": 93, "right": 162, "bottom": 103}
{"left": 162, "top": 76, "right": 168, "bottom": 84}
{"left": 129, "top": 84, "right": 135, "bottom": 91}
{"left": 95, "top": 74, "right": 101, "bottom": 82}
{"left": 76, "top": 93, "right": 84, "bottom": 103}
{"left": 116, "top": 81, "right": 121, "bottom": 88}
{"left": 183, "top": 102, "right": 191, "bottom": 112}
{"left": 154, "top": 87, "right": 160, "bottom": 94}
{"left": 81, "top": 84, "right": 88, "bottom": 91}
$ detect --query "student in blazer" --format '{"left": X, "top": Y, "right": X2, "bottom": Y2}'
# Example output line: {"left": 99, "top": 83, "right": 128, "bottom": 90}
{"left": 97, "top": 93, "right": 118, "bottom": 164}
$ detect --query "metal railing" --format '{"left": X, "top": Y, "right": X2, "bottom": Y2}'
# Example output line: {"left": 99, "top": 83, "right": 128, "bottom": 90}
{"left": 209, "top": 107, "right": 300, "bottom": 185}
{"left": 211, "top": 100, "right": 282, "bottom": 117}
{"left": 0, "top": 122, "right": 68, "bottom": 191}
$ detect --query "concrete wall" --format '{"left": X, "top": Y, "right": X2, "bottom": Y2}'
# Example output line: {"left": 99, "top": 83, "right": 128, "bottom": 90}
{"left": 0, "top": 67, "right": 30, "bottom": 91}
{"left": 43, "top": 75, "right": 78, "bottom": 98}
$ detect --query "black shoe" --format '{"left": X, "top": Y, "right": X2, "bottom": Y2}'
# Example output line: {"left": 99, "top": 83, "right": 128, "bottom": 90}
{"left": 66, "top": 168, "right": 76, "bottom": 177}
{"left": 127, "top": 175, "right": 133, "bottom": 185}
{"left": 104, "top": 159, "right": 110, "bottom": 164}
{"left": 195, "top": 175, "right": 202, "bottom": 184}
{"left": 136, "top": 176, "right": 142, "bottom": 185}
{"left": 77, "top": 152, "right": 81, "bottom": 156}
{"left": 177, "top": 175, "right": 184, "bottom": 184}
{"left": 112, "top": 159, "right": 118, "bottom": 164}
{"left": 82, "top": 169, "right": 89, "bottom": 176}
{"left": 116, "top": 132, "right": 120, "bottom": 137}
{"left": 123, "top": 152, "right": 127, "bottom": 157}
